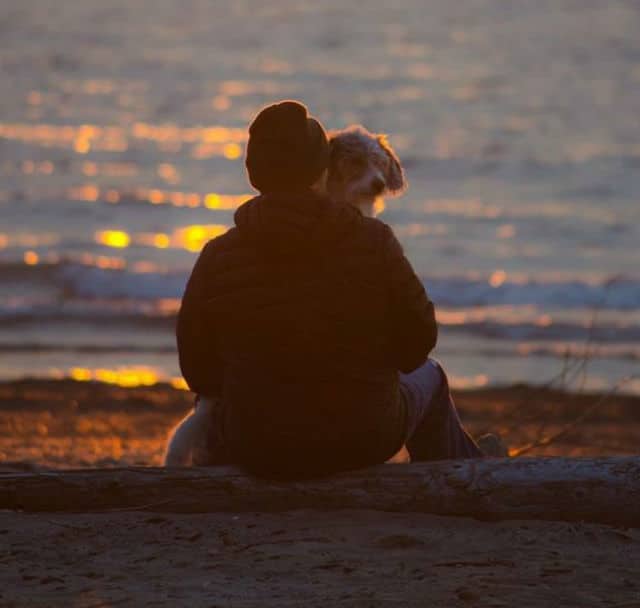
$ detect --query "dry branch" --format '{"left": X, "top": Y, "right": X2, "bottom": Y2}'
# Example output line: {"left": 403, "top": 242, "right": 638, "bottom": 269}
{"left": 1, "top": 457, "right": 639, "bottom": 527}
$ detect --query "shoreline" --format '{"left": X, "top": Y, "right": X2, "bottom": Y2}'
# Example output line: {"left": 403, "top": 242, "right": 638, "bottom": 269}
{"left": 1, "top": 378, "right": 638, "bottom": 469}
{"left": 2, "top": 386, "right": 638, "bottom": 606}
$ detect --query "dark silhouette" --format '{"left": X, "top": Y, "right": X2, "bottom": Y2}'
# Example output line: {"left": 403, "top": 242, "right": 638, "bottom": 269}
{"left": 177, "top": 100, "right": 482, "bottom": 477}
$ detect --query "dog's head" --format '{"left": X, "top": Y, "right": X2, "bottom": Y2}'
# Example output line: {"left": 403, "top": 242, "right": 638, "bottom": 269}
{"left": 327, "top": 126, "right": 407, "bottom": 210}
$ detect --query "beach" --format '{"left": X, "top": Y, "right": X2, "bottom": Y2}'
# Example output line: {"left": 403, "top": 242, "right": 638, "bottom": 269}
{"left": 2, "top": 508, "right": 639, "bottom": 607}
{"left": 2, "top": 0, "right": 640, "bottom": 604}
{"left": 1, "top": 380, "right": 639, "bottom": 606}
{"left": 1, "top": 0, "right": 639, "bottom": 394}
{"left": 1, "top": 379, "right": 638, "bottom": 469}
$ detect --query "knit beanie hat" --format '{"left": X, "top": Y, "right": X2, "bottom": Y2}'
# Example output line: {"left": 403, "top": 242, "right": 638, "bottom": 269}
{"left": 245, "top": 100, "right": 329, "bottom": 193}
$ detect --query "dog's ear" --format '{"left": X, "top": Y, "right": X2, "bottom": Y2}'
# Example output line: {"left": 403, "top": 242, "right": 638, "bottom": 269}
{"left": 328, "top": 132, "right": 342, "bottom": 168}
{"left": 377, "top": 134, "right": 406, "bottom": 194}
{"left": 327, "top": 131, "right": 346, "bottom": 186}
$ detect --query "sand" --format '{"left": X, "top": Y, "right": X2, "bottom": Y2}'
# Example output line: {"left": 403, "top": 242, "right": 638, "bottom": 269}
{"left": 1, "top": 379, "right": 638, "bottom": 468}
{"left": 1, "top": 510, "right": 639, "bottom": 607}
{"left": 1, "top": 380, "right": 639, "bottom": 606}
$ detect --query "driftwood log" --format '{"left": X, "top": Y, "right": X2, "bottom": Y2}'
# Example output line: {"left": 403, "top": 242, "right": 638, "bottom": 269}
{"left": 1, "top": 457, "right": 639, "bottom": 527}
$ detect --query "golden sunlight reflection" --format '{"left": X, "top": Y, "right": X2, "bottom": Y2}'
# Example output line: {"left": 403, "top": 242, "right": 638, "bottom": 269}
{"left": 0, "top": 122, "right": 246, "bottom": 157}
{"left": 134, "top": 225, "right": 228, "bottom": 252}
{"left": 535, "top": 314, "right": 553, "bottom": 327}
{"left": 70, "top": 184, "right": 100, "bottom": 202}
{"left": 66, "top": 366, "right": 188, "bottom": 390}
{"left": 204, "top": 193, "right": 245, "bottom": 210}
{"left": 68, "top": 184, "right": 249, "bottom": 211}
{"left": 449, "top": 374, "right": 489, "bottom": 389}
{"left": 131, "top": 260, "right": 159, "bottom": 274}
{"left": 223, "top": 142, "right": 243, "bottom": 160}
{"left": 0, "top": 233, "right": 60, "bottom": 249}
{"left": 81, "top": 161, "right": 137, "bottom": 177}
{"left": 172, "top": 225, "right": 228, "bottom": 252}
{"left": 104, "top": 189, "right": 121, "bottom": 203}
{"left": 148, "top": 189, "right": 166, "bottom": 204}
{"left": 156, "top": 298, "right": 181, "bottom": 315}
{"left": 437, "top": 310, "right": 469, "bottom": 325}
{"left": 170, "top": 192, "right": 200, "bottom": 207}
{"left": 13, "top": 233, "right": 60, "bottom": 247}
{"left": 73, "top": 125, "right": 97, "bottom": 155}
{"left": 70, "top": 366, "right": 156, "bottom": 387}
{"left": 80, "top": 254, "right": 126, "bottom": 270}
{"left": 74, "top": 138, "right": 90, "bottom": 154}
{"left": 437, "top": 306, "right": 557, "bottom": 328}
{"left": 23, "top": 251, "right": 39, "bottom": 265}
{"left": 157, "top": 163, "right": 180, "bottom": 184}
{"left": 153, "top": 233, "right": 170, "bottom": 249}
{"left": 136, "top": 233, "right": 169, "bottom": 249}
{"left": 489, "top": 270, "right": 507, "bottom": 288}
{"left": 92, "top": 226, "right": 229, "bottom": 254}
{"left": 170, "top": 377, "right": 189, "bottom": 390}
{"left": 17, "top": 160, "right": 54, "bottom": 175}
{"left": 95, "top": 230, "right": 131, "bottom": 249}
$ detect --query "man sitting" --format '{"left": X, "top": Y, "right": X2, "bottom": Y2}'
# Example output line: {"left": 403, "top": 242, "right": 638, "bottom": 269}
{"left": 176, "top": 100, "right": 483, "bottom": 478}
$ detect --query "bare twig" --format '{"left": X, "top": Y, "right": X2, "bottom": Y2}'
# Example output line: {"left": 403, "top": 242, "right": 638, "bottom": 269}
{"left": 510, "top": 374, "right": 638, "bottom": 457}
{"left": 504, "top": 285, "right": 617, "bottom": 451}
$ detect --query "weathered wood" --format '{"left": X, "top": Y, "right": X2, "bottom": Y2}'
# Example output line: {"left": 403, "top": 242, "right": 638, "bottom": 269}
{"left": 1, "top": 457, "right": 639, "bottom": 527}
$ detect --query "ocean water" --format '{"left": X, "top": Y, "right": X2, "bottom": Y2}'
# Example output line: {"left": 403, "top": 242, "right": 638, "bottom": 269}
{"left": 1, "top": 0, "right": 639, "bottom": 393}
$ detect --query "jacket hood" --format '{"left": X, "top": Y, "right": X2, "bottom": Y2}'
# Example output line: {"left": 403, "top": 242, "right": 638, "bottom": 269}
{"left": 234, "top": 190, "right": 363, "bottom": 255}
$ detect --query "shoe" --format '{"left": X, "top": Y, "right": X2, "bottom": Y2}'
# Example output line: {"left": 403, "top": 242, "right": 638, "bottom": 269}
{"left": 476, "top": 433, "right": 509, "bottom": 457}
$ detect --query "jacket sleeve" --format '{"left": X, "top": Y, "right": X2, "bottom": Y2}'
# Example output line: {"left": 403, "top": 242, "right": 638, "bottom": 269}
{"left": 176, "top": 241, "right": 224, "bottom": 397}
{"left": 381, "top": 224, "right": 438, "bottom": 373}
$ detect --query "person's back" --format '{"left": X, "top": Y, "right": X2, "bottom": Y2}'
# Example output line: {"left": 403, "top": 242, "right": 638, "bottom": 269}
{"left": 176, "top": 101, "right": 438, "bottom": 477}
{"left": 178, "top": 189, "right": 437, "bottom": 476}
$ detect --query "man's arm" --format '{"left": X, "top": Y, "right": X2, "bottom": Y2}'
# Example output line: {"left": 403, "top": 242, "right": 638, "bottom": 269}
{"left": 381, "top": 224, "right": 438, "bottom": 373}
{"left": 176, "top": 241, "right": 224, "bottom": 397}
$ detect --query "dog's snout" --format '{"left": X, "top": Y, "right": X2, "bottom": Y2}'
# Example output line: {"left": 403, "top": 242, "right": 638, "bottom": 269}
{"left": 371, "top": 176, "right": 385, "bottom": 194}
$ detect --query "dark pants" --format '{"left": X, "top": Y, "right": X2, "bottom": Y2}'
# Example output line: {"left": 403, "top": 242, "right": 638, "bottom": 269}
{"left": 400, "top": 359, "right": 484, "bottom": 461}
{"left": 194, "top": 359, "right": 483, "bottom": 466}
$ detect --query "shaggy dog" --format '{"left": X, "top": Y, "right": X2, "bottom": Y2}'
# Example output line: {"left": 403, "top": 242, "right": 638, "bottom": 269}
{"left": 327, "top": 125, "right": 406, "bottom": 217}
{"left": 164, "top": 126, "right": 408, "bottom": 466}
{"left": 163, "top": 397, "right": 215, "bottom": 466}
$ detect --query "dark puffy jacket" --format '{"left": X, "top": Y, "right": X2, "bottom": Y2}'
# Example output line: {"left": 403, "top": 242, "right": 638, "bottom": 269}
{"left": 176, "top": 190, "right": 437, "bottom": 477}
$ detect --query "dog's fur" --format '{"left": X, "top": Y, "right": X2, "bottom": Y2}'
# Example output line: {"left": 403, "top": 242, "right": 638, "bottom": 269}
{"left": 163, "top": 397, "right": 214, "bottom": 466}
{"left": 163, "top": 125, "right": 408, "bottom": 466}
{"left": 327, "top": 125, "right": 406, "bottom": 217}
